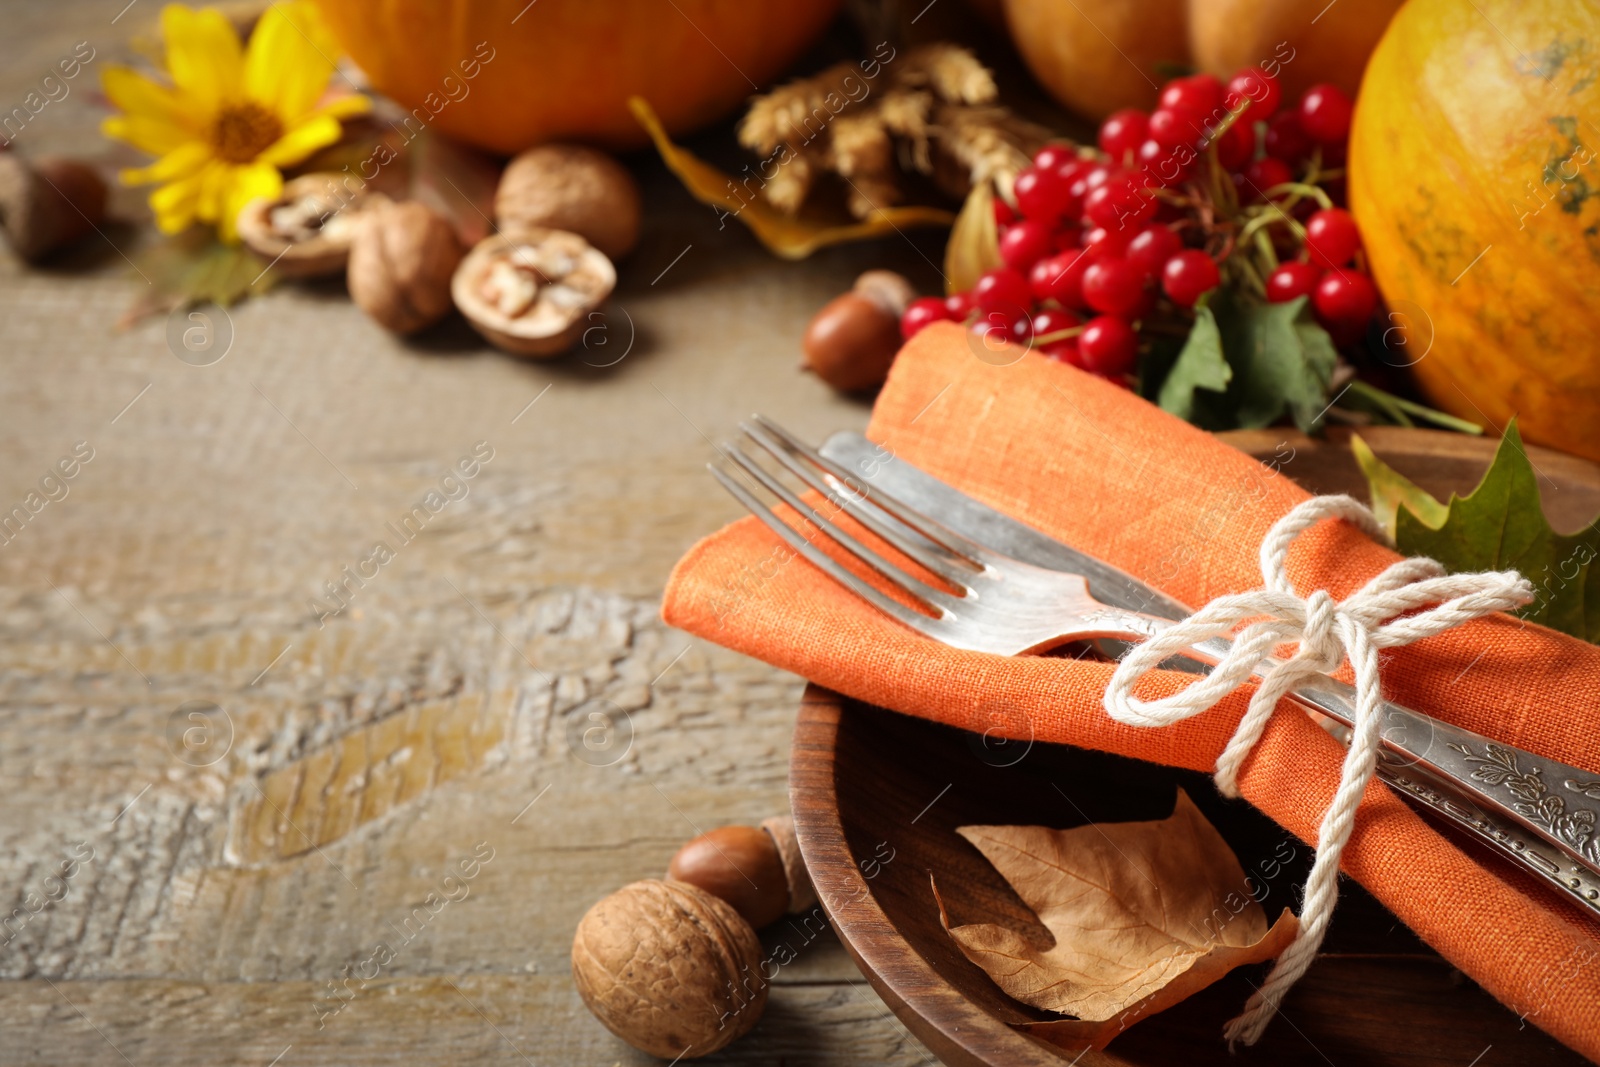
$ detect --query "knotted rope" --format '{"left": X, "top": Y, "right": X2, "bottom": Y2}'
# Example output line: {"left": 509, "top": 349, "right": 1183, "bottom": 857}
{"left": 1102, "top": 495, "right": 1531, "bottom": 1047}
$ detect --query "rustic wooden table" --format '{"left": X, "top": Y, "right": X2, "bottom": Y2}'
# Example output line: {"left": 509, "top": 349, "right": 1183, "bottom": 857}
{"left": 0, "top": 5, "right": 954, "bottom": 1063}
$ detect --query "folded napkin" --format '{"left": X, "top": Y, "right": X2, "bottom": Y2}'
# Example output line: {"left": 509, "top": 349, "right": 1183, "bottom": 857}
{"left": 664, "top": 322, "right": 1600, "bottom": 1059}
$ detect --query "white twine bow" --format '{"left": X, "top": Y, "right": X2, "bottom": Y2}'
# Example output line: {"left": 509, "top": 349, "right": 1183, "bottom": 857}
{"left": 1102, "top": 494, "right": 1532, "bottom": 1047}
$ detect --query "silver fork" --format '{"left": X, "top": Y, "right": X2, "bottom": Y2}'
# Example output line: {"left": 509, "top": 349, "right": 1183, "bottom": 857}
{"left": 709, "top": 416, "right": 1600, "bottom": 917}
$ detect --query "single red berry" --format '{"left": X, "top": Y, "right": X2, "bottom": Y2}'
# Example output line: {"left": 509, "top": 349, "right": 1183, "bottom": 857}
{"left": 1161, "top": 250, "right": 1220, "bottom": 308}
{"left": 1082, "top": 178, "right": 1156, "bottom": 232}
{"left": 970, "top": 311, "right": 1014, "bottom": 349}
{"left": 993, "top": 196, "right": 1016, "bottom": 226}
{"left": 1240, "top": 156, "right": 1294, "bottom": 200}
{"left": 1081, "top": 225, "right": 1133, "bottom": 260}
{"left": 1226, "top": 66, "right": 1281, "bottom": 119}
{"left": 900, "top": 296, "right": 950, "bottom": 339}
{"left": 1081, "top": 257, "right": 1148, "bottom": 317}
{"left": 1305, "top": 207, "right": 1361, "bottom": 269}
{"left": 944, "top": 290, "right": 975, "bottom": 321}
{"left": 1125, "top": 224, "right": 1183, "bottom": 281}
{"left": 1148, "top": 106, "right": 1205, "bottom": 149}
{"left": 1263, "top": 110, "right": 1311, "bottom": 163}
{"left": 999, "top": 218, "right": 1055, "bottom": 271}
{"left": 1266, "top": 261, "right": 1321, "bottom": 303}
{"left": 1053, "top": 225, "right": 1084, "bottom": 252}
{"left": 1039, "top": 337, "right": 1083, "bottom": 366}
{"left": 1159, "top": 74, "right": 1225, "bottom": 119}
{"left": 1077, "top": 315, "right": 1139, "bottom": 377}
{"left": 1007, "top": 311, "right": 1036, "bottom": 345}
{"left": 1026, "top": 308, "right": 1080, "bottom": 351}
{"left": 1298, "top": 83, "right": 1354, "bottom": 145}
{"left": 1012, "top": 164, "right": 1074, "bottom": 224}
{"left": 1033, "top": 143, "right": 1076, "bottom": 171}
{"left": 1029, "top": 249, "right": 1092, "bottom": 308}
{"left": 1213, "top": 118, "right": 1256, "bottom": 171}
{"left": 1137, "top": 138, "right": 1196, "bottom": 187}
{"left": 1098, "top": 109, "right": 1150, "bottom": 164}
{"left": 1312, "top": 270, "right": 1378, "bottom": 345}
{"left": 972, "top": 267, "right": 1032, "bottom": 313}
{"left": 1079, "top": 163, "right": 1114, "bottom": 191}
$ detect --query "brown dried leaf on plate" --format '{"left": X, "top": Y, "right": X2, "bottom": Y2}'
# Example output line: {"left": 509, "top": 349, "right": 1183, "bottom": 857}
{"left": 937, "top": 790, "right": 1298, "bottom": 1051}
{"left": 628, "top": 97, "right": 955, "bottom": 261}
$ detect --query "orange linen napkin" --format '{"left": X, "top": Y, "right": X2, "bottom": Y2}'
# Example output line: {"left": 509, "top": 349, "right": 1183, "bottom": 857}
{"left": 663, "top": 322, "right": 1600, "bottom": 1059}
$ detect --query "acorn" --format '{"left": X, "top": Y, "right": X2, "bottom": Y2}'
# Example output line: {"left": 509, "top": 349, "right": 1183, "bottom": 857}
{"left": 0, "top": 155, "right": 107, "bottom": 262}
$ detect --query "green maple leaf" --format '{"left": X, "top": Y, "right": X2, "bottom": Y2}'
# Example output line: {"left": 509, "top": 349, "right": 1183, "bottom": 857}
{"left": 1154, "top": 292, "right": 1337, "bottom": 433}
{"left": 1354, "top": 421, "right": 1600, "bottom": 644}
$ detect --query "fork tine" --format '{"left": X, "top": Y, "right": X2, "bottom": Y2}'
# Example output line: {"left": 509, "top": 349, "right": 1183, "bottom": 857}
{"left": 748, "top": 415, "right": 997, "bottom": 568}
{"left": 707, "top": 462, "right": 944, "bottom": 636}
{"left": 739, "top": 419, "right": 978, "bottom": 589}
{"left": 720, "top": 443, "right": 961, "bottom": 613}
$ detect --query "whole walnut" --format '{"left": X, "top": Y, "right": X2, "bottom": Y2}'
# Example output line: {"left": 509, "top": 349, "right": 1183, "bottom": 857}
{"left": 572, "top": 879, "right": 767, "bottom": 1059}
{"left": 347, "top": 198, "right": 463, "bottom": 334}
{"left": 495, "top": 144, "right": 641, "bottom": 259}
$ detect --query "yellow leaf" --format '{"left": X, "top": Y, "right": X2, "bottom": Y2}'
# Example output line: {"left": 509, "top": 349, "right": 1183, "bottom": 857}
{"left": 1352, "top": 432, "right": 1450, "bottom": 540}
{"left": 938, "top": 790, "right": 1298, "bottom": 1048}
{"left": 628, "top": 97, "right": 955, "bottom": 261}
{"left": 943, "top": 178, "right": 1000, "bottom": 295}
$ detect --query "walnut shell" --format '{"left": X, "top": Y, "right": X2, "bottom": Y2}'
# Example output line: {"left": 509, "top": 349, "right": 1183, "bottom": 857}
{"left": 572, "top": 879, "right": 767, "bottom": 1059}
{"left": 451, "top": 229, "right": 616, "bottom": 358}
{"left": 0, "top": 155, "right": 106, "bottom": 262}
{"left": 494, "top": 144, "right": 641, "bottom": 259}
{"left": 347, "top": 199, "right": 463, "bottom": 334}
{"left": 237, "top": 172, "right": 371, "bottom": 278}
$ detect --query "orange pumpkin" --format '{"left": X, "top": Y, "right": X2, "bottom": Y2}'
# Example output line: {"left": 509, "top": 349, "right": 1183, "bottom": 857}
{"left": 311, "top": 0, "right": 842, "bottom": 154}
{"left": 1350, "top": 0, "right": 1600, "bottom": 462}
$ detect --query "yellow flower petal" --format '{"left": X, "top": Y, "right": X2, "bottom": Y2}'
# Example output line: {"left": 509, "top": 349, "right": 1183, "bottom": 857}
{"left": 119, "top": 140, "right": 212, "bottom": 186}
{"left": 148, "top": 164, "right": 213, "bottom": 233}
{"left": 244, "top": 1, "right": 337, "bottom": 121}
{"left": 256, "top": 114, "right": 342, "bottom": 168}
{"left": 161, "top": 4, "right": 244, "bottom": 115}
{"left": 102, "top": 66, "right": 203, "bottom": 133}
{"left": 196, "top": 159, "right": 233, "bottom": 226}
{"left": 218, "top": 161, "right": 283, "bottom": 243}
{"left": 309, "top": 93, "right": 371, "bottom": 123}
{"left": 102, "top": 113, "right": 195, "bottom": 156}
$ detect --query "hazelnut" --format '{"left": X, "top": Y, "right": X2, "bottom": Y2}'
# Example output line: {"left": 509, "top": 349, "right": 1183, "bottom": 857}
{"left": 802, "top": 292, "right": 903, "bottom": 393}
{"left": 494, "top": 144, "right": 641, "bottom": 259}
{"left": 572, "top": 879, "right": 767, "bottom": 1059}
{"left": 451, "top": 228, "right": 616, "bottom": 358}
{"left": 347, "top": 198, "right": 463, "bottom": 334}
{"left": 852, "top": 270, "right": 917, "bottom": 319}
{"left": 0, "top": 155, "right": 107, "bottom": 262}
{"left": 237, "top": 172, "right": 371, "bottom": 278}
{"left": 668, "top": 825, "right": 790, "bottom": 929}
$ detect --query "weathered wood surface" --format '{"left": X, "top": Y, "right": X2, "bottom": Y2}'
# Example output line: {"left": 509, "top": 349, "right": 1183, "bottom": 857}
{"left": 0, "top": 5, "right": 952, "bottom": 1063}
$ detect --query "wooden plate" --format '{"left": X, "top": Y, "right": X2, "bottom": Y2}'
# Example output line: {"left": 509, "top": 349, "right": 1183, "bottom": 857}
{"left": 789, "top": 427, "right": 1600, "bottom": 1067}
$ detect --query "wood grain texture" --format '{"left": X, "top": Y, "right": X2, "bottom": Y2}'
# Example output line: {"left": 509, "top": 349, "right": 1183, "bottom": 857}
{"left": 789, "top": 434, "right": 1600, "bottom": 1067}
{"left": 0, "top": 4, "right": 953, "bottom": 1063}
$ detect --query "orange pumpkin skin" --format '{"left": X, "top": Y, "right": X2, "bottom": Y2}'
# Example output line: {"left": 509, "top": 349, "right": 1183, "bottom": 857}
{"left": 1350, "top": 0, "right": 1600, "bottom": 462}
{"left": 312, "top": 0, "right": 843, "bottom": 154}
{"left": 1188, "top": 0, "right": 1404, "bottom": 102}
{"left": 1001, "top": 0, "right": 1189, "bottom": 119}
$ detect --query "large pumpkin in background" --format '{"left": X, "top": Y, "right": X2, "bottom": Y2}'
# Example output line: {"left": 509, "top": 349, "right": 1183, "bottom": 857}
{"left": 1350, "top": 0, "right": 1600, "bottom": 462}
{"left": 312, "top": 0, "right": 842, "bottom": 153}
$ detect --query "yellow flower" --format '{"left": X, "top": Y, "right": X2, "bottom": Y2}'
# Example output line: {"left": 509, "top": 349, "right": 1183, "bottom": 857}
{"left": 101, "top": 2, "right": 369, "bottom": 242}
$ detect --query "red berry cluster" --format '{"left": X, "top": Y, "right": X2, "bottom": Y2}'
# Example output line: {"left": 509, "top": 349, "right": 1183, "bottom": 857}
{"left": 901, "top": 67, "right": 1377, "bottom": 379}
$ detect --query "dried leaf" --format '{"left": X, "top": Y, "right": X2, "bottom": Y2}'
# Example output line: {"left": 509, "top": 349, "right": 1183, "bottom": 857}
{"left": 1356, "top": 421, "right": 1600, "bottom": 643}
{"left": 943, "top": 178, "right": 999, "bottom": 295}
{"left": 939, "top": 790, "right": 1297, "bottom": 1042}
{"left": 120, "top": 228, "right": 279, "bottom": 328}
{"left": 407, "top": 129, "right": 499, "bottom": 247}
{"left": 629, "top": 97, "right": 955, "bottom": 261}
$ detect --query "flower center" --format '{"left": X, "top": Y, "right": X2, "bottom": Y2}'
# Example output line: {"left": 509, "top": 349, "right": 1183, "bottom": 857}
{"left": 209, "top": 102, "right": 283, "bottom": 164}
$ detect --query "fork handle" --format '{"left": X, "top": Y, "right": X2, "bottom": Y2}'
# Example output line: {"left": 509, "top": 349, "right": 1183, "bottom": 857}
{"left": 1168, "top": 629, "right": 1600, "bottom": 898}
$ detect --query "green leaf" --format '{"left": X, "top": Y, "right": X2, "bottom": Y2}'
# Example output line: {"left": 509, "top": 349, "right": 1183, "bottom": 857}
{"left": 1156, "top": 294, "right": 1230, "bottom": 420}
{"left": 120, "top": 228, "right": 280, "bottom": 328}
{"left": 1153, "top": 292, "right": 1336, "bottom": 433}
{"left": 1351, "top": 433, "right": 1449, "bottom": 538}
{"left": 1355, "top": 421, "right": 1600, "bottom": 644}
